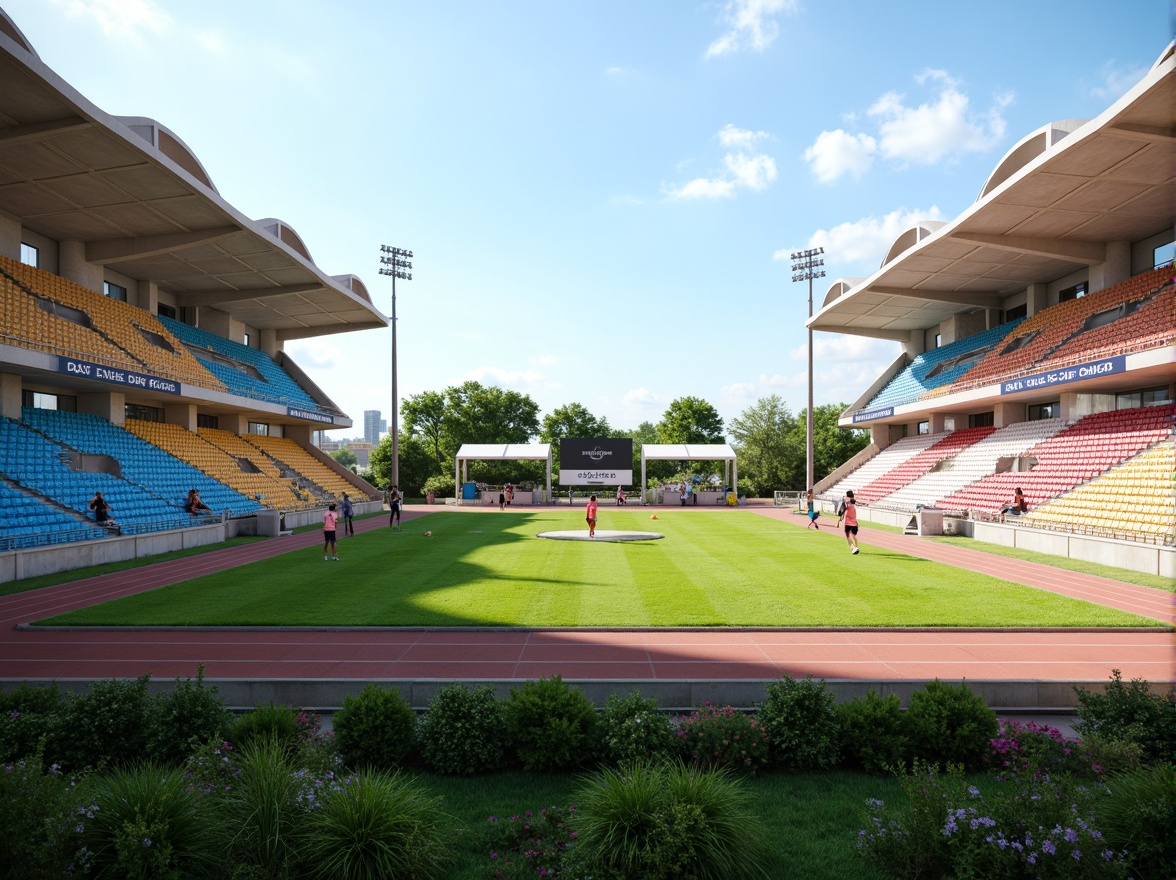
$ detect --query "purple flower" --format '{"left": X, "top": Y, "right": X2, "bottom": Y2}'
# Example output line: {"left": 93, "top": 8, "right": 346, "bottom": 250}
{"left": 1065, "top": 828, "right": 1079, "bottom": 843}
{"left": 1072, "top": 849, "right": 1081, "bottom": 861}
{"left": 1043, "top": 840, "right": 1056, "bottom": 855}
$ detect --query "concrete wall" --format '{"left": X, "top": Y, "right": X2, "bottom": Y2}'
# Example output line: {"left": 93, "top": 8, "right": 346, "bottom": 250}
{"left": 972, "top": 520, "right": 1173, "bottom": 578}
{"left": 0, "top": 522, "right": 226, "bottom": 584}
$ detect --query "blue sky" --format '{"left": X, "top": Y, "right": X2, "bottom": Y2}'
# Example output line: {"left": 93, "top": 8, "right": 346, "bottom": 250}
{"left": 5, "top": 1, "right": 1169, "bottom": 438}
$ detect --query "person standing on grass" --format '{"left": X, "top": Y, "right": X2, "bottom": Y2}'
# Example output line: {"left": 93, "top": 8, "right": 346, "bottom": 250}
{"left": 388, "top": 485, "right": 402, "bottom": 529}
{"left": 340, "top": 492, "right": 354, "bottom": 536}
{"left": 323, "top": 502, "right": 339, "bottom": 561}
{"left": 806, "top": 490, "right": 820, "bottom": 529}
{"left": 586, "top": 493, "right": 598, "bottom": 538}
{"left": 841, "top": 490, "right": 860, "bottom": 554}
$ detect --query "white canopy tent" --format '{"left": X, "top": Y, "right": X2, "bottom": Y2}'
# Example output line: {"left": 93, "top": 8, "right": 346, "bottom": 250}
{"left": 640, "top": 443, "right": 738, "bottom": 505}
{"left": 454, "top": 443, "right": 552, "bottom": 503}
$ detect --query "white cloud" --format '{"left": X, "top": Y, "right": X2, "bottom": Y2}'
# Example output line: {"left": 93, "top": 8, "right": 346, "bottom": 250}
{"left": 665, "top": 125, "right": 777, "bottom": 200}
{"left": 460, "top": 365, "right": 547, "bottom": 388}
{"left": 804, "top": 69, "right": 1013, "bottom": 181}
{"left": 759, "top": 371, "right": 805, "bottom": 389}
{"left": 51, "top": 0, "right": 170, "bottom": 42}
{"left": 1090, "top": 60, "right": 1147, "bottom": 100}
{"left": 803, "top": 129, "right": 876, "bottom": 183}
{"left": 528, "top": 354, "right": 559, "bottom": 366}
{"left": 706, "top": 0, "right": 798, "bottom": 59}
{"left": 721, "top": 382, "right": 757, "bottom": 403}
{"left": 605, "top": 66, "right": 635, "bottom": 77}
{"left": 772, "top": 205, "right": 946, "bottom": 269}
{"left": 285, "top": 338, "right": 344, "bottom": 369}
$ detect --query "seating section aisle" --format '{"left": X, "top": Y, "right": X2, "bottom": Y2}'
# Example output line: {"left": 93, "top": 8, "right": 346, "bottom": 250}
{"left": 950, "top": 266, "right": 1172, "bottom": 393}
{"left": 937, "top": 406, "right": 1174, "bottom": 518}
{"left": 22, "top": 408, "right": 262, "bottom": 523}
{"left": 855, "top": 426, "right": 996, "bottom": 504}
{"left": 875, "top": 419, "right": 1066, "bottom": 511}
{"left": 0, "top": 481, "right": 106, "bottom": 550}
{"left": 124, "top": 420, "right": 315, "bottom": 511}
{"left": 1, "top": 416, "right": 191, "bottom": 534}
{"left": 1021, "top": 441, "right": 1175, "bottom": 545}
{"left": 0, "top": 256, "right": 223, "bottom": 390}
{"left": 159, "top": 317, "right": 323, "bottom": 411}
{"left": 862, "top": 320, "right": 1023, "bottom": 412}
{"left": 1043, "top": 279, "right": 1175, "bottom": 369}
{"left": 244, "top": 434, "right": 370, "bottom": 500}
{"left": 822, "top": 434, "right": 942, "bottom": 501}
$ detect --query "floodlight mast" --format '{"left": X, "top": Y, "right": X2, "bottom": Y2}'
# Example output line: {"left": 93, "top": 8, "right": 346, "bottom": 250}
{"left": 378, "top": 245, "right": 413, "bottom": 488}
{"left": 790, "top": 247, "right": 825, "bottom": 495}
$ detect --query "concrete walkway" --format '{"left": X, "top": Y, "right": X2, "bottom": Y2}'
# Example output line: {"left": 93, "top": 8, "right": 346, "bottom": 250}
{"left": 0, "top": 505, "right": 1170, "bottom": 711}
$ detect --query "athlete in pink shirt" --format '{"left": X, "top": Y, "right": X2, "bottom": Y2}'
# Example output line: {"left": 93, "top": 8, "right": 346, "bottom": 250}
{"left": 585, "top": 494, "right": 598, "bottom": 538}
{"left": 323, "top": 503, "right": 339, "bottom": 560}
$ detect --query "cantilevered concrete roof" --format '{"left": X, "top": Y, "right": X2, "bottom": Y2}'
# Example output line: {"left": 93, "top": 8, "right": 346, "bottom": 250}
{"left": 811, "top": 43, "right": 1175, "bottom": 341}
{"left": 0, "top": 14, "right": 387, "bottom": 341}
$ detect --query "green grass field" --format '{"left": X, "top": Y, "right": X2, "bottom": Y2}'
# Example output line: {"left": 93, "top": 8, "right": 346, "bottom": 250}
{"left": 39, "top": 510, "right": 1156, "bottom": 628}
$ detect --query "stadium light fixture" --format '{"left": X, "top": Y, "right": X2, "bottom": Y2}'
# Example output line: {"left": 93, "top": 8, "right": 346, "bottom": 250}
{"left": 790, "top": 246, "right": 825, "bottom": 495}
{"left": 378, "top": 245, "right": 413, "bottom": 488}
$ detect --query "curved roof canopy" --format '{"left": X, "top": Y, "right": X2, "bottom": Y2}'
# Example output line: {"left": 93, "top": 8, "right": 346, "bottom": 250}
{"left": 0, "top": 13, "right": 387, "bottom": 341}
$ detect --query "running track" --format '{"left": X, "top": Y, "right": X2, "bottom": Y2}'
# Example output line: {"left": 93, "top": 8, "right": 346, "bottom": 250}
{"left": 1, "top": 506, "right": 1171, "bottom": 709}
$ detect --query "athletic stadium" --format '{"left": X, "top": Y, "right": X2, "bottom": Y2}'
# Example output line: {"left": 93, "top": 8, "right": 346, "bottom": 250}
{"left": 0, "top": 8, "right": 1171, "bottom": 716}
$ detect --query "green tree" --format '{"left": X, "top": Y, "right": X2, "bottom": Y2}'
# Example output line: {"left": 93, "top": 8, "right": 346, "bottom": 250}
{"left": 400, "top": 382, "right": 541, "bottom": 471}
{"left": 728, "top": 395, "right": 801, "bottom": 496}
{"left": 656, "top": 396, "right": 724, "bottom": 444}
{"left": 541, "top": 402, "right": 611, "bottom": 473}
{"left": 621, "top": 420, "right": 663, "bottom": 486}
{"left": 330, "top": 448, "right": 357, "bottom": 470}
{"left": 400, "top": 389, "right": 447, "bottom": 466}
{"left": 369, "top": 433, "right": 441, "bottom": 495}
{"left": 788, "top": 403, "right": 870, "bottom": 488}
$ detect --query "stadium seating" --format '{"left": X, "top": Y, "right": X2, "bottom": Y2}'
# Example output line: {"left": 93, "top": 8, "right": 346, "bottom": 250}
{"left": 0, "top": 480, "right": 106, "bottom": 551}
{"left": 950, "top": 266, "right": 1172, "bottom": 392}
{"left": 1021, "top": 441, "right": 1175, "bottom": 545}
{"left": 21, "top": 407, "right": 262, "bottom": 523}
{"left": 243, "top": 433, "right": 368, "bottom": 500}
{"left": 1041, "top": 280, "right": 1175, "bottom": 369}
{"left": 0, "top": 255, "right": 223, "bottom": 390}
{"left": 822, "top": 433, "right": 943, "bottom": 501}
{"left": 854, "top": 426, "right": 996, "bottom": 503}
{"left": 937, "top": 406, "right": 1174, "bottom": 517}
{"left": 124, "top": 420, "right": 315, "bottom": 510}
{"left": 158, "top": 316, "right": 324, "bottom": 411}
{"left": 874, "top": 419, "right": 1066, "bottom": 511}
{"left": 861, "top": 320, "right": 1024, "bottom": 412}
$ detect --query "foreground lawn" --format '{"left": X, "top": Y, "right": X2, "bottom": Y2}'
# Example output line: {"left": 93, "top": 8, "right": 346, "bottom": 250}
{"left": 39, "top": 511, "right": 1154, "bottom": 627}
{"left": 425, "top": 769, "right": 898, "bottom": 880}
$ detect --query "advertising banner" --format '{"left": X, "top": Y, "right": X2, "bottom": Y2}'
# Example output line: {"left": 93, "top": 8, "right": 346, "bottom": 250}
{"left": 559, "top": 437, "right": 633, "bottom": 485}
{"left": 1000, "top": 355, "right": 1126, "bottom": 395}
{"left": 58, "top": 356, "right": 180, "bottom": 395}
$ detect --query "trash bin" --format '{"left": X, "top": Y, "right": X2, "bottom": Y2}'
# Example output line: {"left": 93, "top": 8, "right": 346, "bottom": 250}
{"left": 462, "top": 482, "right": 477, "bottom": 500}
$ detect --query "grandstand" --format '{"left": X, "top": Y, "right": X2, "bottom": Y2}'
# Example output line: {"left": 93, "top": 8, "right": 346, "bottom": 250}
{"left": 0, "top": 9, "right": 384, "bottom": 575}
{"left": 811, "top": 41, "right": 1174, "bottom": 568}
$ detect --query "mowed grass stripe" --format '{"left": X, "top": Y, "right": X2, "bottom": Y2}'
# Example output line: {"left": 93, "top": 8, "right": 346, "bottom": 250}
{"left": 38, "top": 511, "right": 1154, "bottom": 628}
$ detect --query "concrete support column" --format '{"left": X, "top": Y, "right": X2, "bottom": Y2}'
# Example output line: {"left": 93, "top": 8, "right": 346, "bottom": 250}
{"left": 993, "top": 401, "right": 1026, "bottom": 428}
{"left": 0, "top": 372, "right": 22, "bottom": 419}
{"left": 0, "top": 215, "right": 20, "bottom": 261}
{"left": 1089, "top": 241, "right": 1131, "bottom": 293}
{"left": 58, "top": 240, "right": 103, "bottom": 294}
{"left": 284, "top": 424, "right": 312, "bottom": 446}
{"left": 222, "top": 412, "right": 249, "bottom": 435}
{"left": 929, "top": 412, "right": 957, "bottom": 434}
{"left": 134, "top": 279, "right": 159, "bottom": 315}
{"left": 1026, "top": 283, "right": 1049, "bottom": 317}
{"left": 870, "top": 424, "right": 892, "bottom": 449}
{"left": 78, "top": 391, "right": 125, "bottom": 426}
{"left": 260, "top": 329, "right": 280, "bottom": 358}
{"left": 164, "top": 403, "right": 197, "bottom": 431}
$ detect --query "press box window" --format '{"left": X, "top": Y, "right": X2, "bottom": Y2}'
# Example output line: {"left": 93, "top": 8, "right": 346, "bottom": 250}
{"left": 1028, "top": 402, "right": 1059, "bottom": 421}
{"left": 103, "top": 281, "right": 127, "bottom": 301}
{"left": 1059, "top": 282, "right": 1087, "bottom": 302}
{"left": 20, "top": 242, "right": 38, "bottom": 267}
{"left": 247, "top": 422, "right": 269, "bottom": 436}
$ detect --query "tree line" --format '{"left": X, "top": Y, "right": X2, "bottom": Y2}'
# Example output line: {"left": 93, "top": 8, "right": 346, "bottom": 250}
{"left": 359, "top": 381, "right": 867, "bottom": 498}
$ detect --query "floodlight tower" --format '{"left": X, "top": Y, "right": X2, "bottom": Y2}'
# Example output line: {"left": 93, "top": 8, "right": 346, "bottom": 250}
{"left": 378, "top": 244, "right": 413, "bottom": 488}
{"left": 791, "top": 247, "right": 825, "bottom": 494}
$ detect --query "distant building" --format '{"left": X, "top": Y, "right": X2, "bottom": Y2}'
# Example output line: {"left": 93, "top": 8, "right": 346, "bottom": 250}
{"left": 347, "top": 441, "right": 374, "bottom": 468}
{"left": 363, "top": 410, "right": 386, "bottom": 446}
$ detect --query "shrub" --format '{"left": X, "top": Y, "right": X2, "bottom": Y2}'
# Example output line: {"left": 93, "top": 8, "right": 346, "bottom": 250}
{"left": 904, "top": 679, "right": 997, "bottom": 771}
{"left": 502, "top": 676, "right": 598, "bottom": 772}
{"left": 333, "top": 684, "right": 416, "bottom": 770}
{"left": 858, "top": 760, "right": 1126, "bottom": 879}
{"left": 0, "top": 682, "right": 65, "bottom": 763}
{"left": 302, "top": 770, "right": 451, "bottom": 880}
{"left": 80, "top": 763, "right": 220, "bottom": 879}
{"left": 674, "top": 703, "right": 771, "bottom": 775}
{"left": 481, "top": 804, "right": 579, "bottom": 878}
{"left": 218, "top": 737, "right": 312, "bottom": 877}
{"left": 598, "top": 690, "right": 674, "bottom": 767}
{"left": 1096, "top": 762, "right": 1175, "bottom": 880}
{"left": 1076, "top": 735, "right": 1144, "bottom": 778}
{"left": 230, "top": 702, "right": 300, "bottom": 753}
{"left": 574, "top": 760, "right": 768, "bottom": 880}
{"left": 52, "top": 675, "right": 152, "bottom": 772}
{"left": 987, "top": 718, "right": 1093, "bottom": 780}
{"left": 757, "top": 675, "right": 841, "bottom": 770}
{"left": 837, "top": 690, "right": 909, "bottom": 774}
{"left": 422, "top": 474, "right": 454, "bottom": 499}
{"left": 418, "top": 683, "right": 505, "bottom": 775}
{"left": 0, "top": 756, "right": 83, "bottom": 877}
{"left": 146, "top": 665, "right": 233, "bottom": 766}
{"left": 1074, "top": 669, "right": 1175, "bottom": 762}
